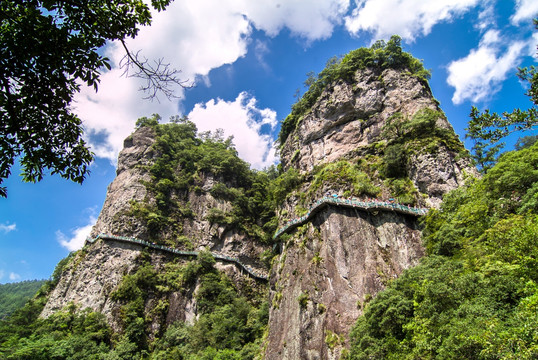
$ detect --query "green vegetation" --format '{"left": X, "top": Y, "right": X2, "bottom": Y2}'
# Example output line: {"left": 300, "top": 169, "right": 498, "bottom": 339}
{"left": 0, "top": 250, "right": 268, "bottom": 359}
{"left": 279, "top": 35, "right": 431, "bottom": 146}
{"left": 364, "top": 107, "right": 465, "bottom": 205}
{"left": 308, "top": 160, "right": 380, "bottom": 199}
{"left": 325, "top": 330, "right": 345, "bottom": 350}
{"left": 515, "top": 134, "right": 538, "bottom": 150}
{"left": 381, "top": 108, "right": 464, "bottom": 173}
{"left": 266, "top": 167, "right": 303, "bottom": 208}
{"left": 384, "top": 178, "right": 418, "bottom": 205}
{"left": 0, "top": 253, "right": 103, "bottom": 359}
{"left": 127, "top": 115, "right": 277, "bottom": 243}
{"left": 0, "top": 0, "right": 179, "bottom": 197}
{"left": 0, "top": 304, "right": 112, "bottom": 360}
{"left": 6, "top": 31, "right": 531, "bottom": 359}
{"left": 346, "top": 142, "right": 538, "bottom": 359}
{"left": 297, "top": 291, "right": 309, "bottom": 309}
{"left": 0, "top": 280, "right": 46, "bottom": 320}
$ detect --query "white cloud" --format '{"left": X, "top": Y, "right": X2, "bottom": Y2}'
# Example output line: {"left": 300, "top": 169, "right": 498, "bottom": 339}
{"left": 254, "top": 40, "right": 271, "bottom": 72}
{"left": 480, "top": 29, "right": 501, "bottom": 45}
{"left": 240, "top": 0, "right": 350, "bottom": 41}
{"left": 447, "top": 31, "right": 529, "bottom": 104}
{"left": 476, "top": 1, "right": 496, "bottom": 31}
{"left": 187, "top": 92, "right": 278, "bottom": 169}
{"left": 0, "top": 222, "right": 16, "bottom": 234}
{"left": 56, "top": 216, "right": 97, "bottom": 252}
{"left": 75, "top": 69, "right": 176, "bottom": 161}
{"left": 9, "top": 272, "right": 21, "bottom": 281}
{"left": 345, "top": 0, "right": 479, "bottom": 41}
{"left": 532, "top": 32, "right": 538, "bottom": 57}
{"left": 75, "top": 0, "right": 253, "bottom": 163}
{"left": 74, "top": 1, "right": 351, "bottom": 163}
{"left": 511, "top": 0, "right": 538, "bottom": 24}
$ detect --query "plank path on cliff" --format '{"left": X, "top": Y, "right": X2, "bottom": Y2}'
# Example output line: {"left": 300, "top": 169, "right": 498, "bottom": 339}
{"left": 86, "top": 197, "right": 427, "bottom": 282}
{"left": 273, "top": 196, "right": 428, "bottom": 240}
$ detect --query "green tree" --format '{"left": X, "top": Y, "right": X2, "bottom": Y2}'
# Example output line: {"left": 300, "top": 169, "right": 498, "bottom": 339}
{"left": 0, "top": 280, "right": 46, "bottom": 320}
{"left": 0, "top": 0, "right": 186, "bottom": 197}
{"left": 515, "top": 134, "right": 538, "bottom": 150}
{"left": 346, "top": 142, "right": 538, "bottom": 360}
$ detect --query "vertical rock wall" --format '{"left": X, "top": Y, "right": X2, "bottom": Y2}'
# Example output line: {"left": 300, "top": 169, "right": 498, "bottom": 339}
{"left": 265, "top": 67, "right": 477, "bottom": 358}
{"left": 41, "top": 125, "right": 269, "bottom": 332}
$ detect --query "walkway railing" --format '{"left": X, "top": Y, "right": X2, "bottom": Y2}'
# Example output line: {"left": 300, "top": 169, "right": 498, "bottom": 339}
{"left": 85, "top": 234, "right": 268, "bottom": 281}
{"left": 273, "top": 197, "right": 428, "bottom": 240}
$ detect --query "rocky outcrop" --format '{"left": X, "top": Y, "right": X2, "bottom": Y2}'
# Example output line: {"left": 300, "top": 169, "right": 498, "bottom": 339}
{"left": 408, "top": 147, "right": 475, "bottom": 208}
{"left": 90, "top": 126, "right": 267, "bottom": 264}
{"left": 42, "top": 238, "right": 156, "bottom": 330}
{"left": 266, "top": 208, "right": 423, "bottom": 360}
{"left": 90, "top": 126, "right": 155, "bottom": 239}
{"left": 42, "top": 125, "right": 269, "bottom": 329}
{"left": 280, "top": 68, "right": 477, "bottom": 208}
{"left": 41, "top": 237, "right": 258, "bottom": 333}
{"left": 265, "top": 67, "right": 477, "bottom": 358}
{"left": 42, "top": 62, "right": 477, "bottom": 359}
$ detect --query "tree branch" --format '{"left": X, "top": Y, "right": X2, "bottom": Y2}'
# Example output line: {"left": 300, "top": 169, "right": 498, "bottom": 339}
{"left": 119, "top": 39, "right": 193, "bottom": 102}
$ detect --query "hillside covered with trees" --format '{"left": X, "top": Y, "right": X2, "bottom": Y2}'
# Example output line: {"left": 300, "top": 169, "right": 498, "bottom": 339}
{"left": 346, "top": 23, "right": 538, "bottom": 358}
{"left": 0, "top": 280, "right": 46, "bottom": 320}
{"left": 347, "top": 141, "right": 538, "bottom": 359}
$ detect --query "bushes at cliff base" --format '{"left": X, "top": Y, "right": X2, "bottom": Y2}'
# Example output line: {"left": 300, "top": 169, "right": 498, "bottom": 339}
{"left": 346, "top": 142, "right": 538, "bottom": 359}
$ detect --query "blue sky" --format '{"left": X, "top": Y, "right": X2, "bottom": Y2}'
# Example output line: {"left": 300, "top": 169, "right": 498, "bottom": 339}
{"left": 1, "top": 0, "right": 537, "bottom": 283}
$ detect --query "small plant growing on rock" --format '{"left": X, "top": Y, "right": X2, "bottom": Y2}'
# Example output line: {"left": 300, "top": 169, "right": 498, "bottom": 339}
{"left": 272, "top": 291, "right": 283, "bottom": 308}
{"left": 325, "top": 330, "right": 344, "bottom": 349}
{"left": 312, "top": 252, "right": 323, "bottom": 266}
{"left": 298, "top": 291, "right": 309, "bottom": 309}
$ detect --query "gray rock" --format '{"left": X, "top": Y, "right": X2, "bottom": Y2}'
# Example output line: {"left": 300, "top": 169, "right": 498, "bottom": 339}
{"left": 264, "top": 67, "right": 478, "bottom": 359}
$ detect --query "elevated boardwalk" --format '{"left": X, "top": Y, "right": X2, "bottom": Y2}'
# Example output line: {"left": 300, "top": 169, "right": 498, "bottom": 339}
{"left": 85, "top": 199, "right": 427, "bottom": 281}
{"left": 86, "top": 234, "right": 268, "bottom": 281}
{"left": 273, "top": 197, "right": 428, "bottom": 240}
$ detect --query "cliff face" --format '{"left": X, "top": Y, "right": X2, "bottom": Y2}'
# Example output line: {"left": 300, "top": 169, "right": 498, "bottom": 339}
{"left": 264, "top": 68, "right": 477, "bottom": 359}
{"left": 265, "top": 210, "right": 423, "bottom": 360}
{"left": 42, "top": 125, "right": 270, "bottom": 332}
{"left": 42, "top": 60, "right": 477, "bottom": 358}
{"left": 90, "top": 126, "right": 267, "bottom": 261}
{"left": 280, "top": 68, "right": 476, "bottom": 208}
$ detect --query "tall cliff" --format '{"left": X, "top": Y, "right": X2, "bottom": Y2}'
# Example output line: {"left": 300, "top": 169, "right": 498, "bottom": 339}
{"left": 264, "top": 42, "right": 477, "bottom": 359}
{"left": 41, "top": 122, "right": 273, "bottom": 337}
{"left": 40, "top": 40, "right": 478, "bottom": 359}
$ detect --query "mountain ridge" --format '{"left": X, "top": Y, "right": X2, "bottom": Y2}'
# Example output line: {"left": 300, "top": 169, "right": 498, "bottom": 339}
{"left": 3, "top": 40, "right": 482, "bottom": 359}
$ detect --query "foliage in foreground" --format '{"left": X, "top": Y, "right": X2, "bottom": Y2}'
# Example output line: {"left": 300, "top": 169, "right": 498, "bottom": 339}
{"left": 0, "top": 251, "right": 268, "bottom": 359}
{"left": 347, "top": 142, "right": 538, "bottom": 359}
{"left": 0, "top": 0, "right": 177, "bottom": 197}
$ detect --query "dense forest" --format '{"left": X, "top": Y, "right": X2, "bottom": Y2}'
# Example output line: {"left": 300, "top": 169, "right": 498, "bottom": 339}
{"left": 0, "top": 251, "right": 268, "bottom": 359}
{"left": 0, "top": 280, "right": 46, "bottom": 320}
